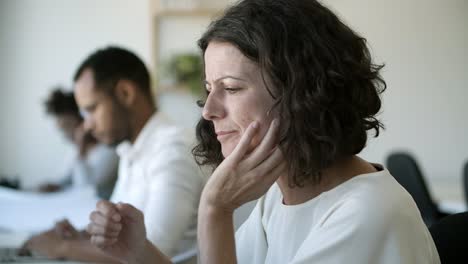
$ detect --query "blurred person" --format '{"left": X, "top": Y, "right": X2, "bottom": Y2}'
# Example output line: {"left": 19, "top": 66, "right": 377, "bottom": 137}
{"left": 0, "top": 89, "right": 117, "bottom": 233}
{"left": 40, "top": 88, "right": 119, "bottom": 199}
{"left": 22, "top": 47, "right": 205, "bottom": 264}
{"left": 86, "top": 0, "right": 440, "bottom": 263}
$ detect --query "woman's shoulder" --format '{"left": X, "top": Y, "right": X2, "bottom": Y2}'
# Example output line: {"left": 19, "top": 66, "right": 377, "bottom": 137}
{"left": 252, "top": 167, "right": 425, "bottom": 233}
{"left": 313, "top": 168, "right": 424, "bottom": 229}
{"left": 325, "top": 169, "right": 415, "bottom": 210}
{"left": 260, "top": 168, "right": 415, "bottom": 214}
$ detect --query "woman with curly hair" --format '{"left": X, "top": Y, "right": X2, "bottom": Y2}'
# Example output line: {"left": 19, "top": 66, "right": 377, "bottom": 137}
{"left": 86, "top": 0, "right": 440, "bottom": 263}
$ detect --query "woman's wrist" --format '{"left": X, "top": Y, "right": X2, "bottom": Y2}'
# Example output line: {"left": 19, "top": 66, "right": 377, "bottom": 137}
{"left": 199, "top": 199, "right": 235, "bottom": 221}
{"left": 200, "top": 187, "right": 237, "bottom": 216}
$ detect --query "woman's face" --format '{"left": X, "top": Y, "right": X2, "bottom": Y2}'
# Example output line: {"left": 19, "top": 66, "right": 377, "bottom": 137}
{"left": 203, "top": 41, "right": 276, "bottom": 157}
{"left": 55, "top": 113, "right": 81, "bottom": 143}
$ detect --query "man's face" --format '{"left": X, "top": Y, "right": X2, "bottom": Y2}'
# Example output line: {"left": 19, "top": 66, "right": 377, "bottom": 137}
{"left": 74, "top": 68, "right": 130, "bottom": 146}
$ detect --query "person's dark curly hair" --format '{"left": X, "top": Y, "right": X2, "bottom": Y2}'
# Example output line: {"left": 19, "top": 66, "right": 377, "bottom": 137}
{"left": 45, "top": 87, "right": 82, "bottom": 119}
{"left": 193, "top": 0, "right": 386, "bottom": 187}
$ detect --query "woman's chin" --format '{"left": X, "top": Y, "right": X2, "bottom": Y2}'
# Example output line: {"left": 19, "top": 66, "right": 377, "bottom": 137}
{"left": 221, "top": 148, "right": 233, "bottom": 158}
{"left": 221, "top": 141, "right": 260, "bottom": 158}
{"left": 221, "top": 142, "right": 238, "bottom": 158}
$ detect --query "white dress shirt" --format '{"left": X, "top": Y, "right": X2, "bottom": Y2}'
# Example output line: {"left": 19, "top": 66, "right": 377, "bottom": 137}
{"left": 110, "top": 112, "right": 206, "bottom": 258}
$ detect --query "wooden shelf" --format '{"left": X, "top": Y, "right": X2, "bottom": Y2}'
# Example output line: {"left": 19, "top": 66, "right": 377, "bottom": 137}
{"left": 150, "top": 0, "right": 229, "bottom": 93}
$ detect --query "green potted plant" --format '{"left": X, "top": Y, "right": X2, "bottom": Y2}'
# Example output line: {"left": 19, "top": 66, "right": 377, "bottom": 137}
{"left": 165, "top": 53, "right": 203, "bottom": 95}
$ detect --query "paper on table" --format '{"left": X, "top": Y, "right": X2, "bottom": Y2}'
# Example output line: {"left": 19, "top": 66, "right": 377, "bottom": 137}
{"left": 0, "top": 186, "right": 99, "bottom": 233}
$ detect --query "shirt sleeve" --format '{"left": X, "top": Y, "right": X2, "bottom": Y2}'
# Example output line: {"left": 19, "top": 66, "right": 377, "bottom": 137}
{"left": 142, "top": 140, "right": 204, "bottom": 257}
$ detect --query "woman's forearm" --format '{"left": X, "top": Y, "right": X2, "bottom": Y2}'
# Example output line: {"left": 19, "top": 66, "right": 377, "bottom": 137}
{"left": 198, "top": 204, "right": 237, "bottom": 264}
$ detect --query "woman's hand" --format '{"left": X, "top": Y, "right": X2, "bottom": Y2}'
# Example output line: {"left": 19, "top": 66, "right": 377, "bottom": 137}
{"left": 87, "top": 200, "right": 148, "bottom": 263}
{"left": 201, "top": 118, "right": 286, "bottom": 213}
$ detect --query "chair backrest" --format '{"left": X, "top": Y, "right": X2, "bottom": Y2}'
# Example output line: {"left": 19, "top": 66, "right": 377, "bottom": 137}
{"left": 463, "top": 161, "right": 468, "bottom": 206}
{"left": 386, "top": 152, "right": 440, "bottom": 226}
{"left": 430, "top": 212, "right": 468, "bottom": 263}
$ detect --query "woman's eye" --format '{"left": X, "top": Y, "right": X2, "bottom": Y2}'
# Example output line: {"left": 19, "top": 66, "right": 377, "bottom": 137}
{"left": 225, "top": 87, "right": 241, "bottom": 94}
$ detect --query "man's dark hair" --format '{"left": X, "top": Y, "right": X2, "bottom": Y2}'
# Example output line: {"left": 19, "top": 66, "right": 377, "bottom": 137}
{"left": 45, "top": 88, "right": 81, "bottom": 119}
{"left": 193, "top": 0, "right": 386, "bottom": 187}
{"left": 73, "top": 46, "right": 152, "bottom": 99}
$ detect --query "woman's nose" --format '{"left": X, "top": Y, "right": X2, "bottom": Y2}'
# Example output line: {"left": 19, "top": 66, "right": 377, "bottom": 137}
{"left": 202, "top": 91, "right": 225, "bottom": 121}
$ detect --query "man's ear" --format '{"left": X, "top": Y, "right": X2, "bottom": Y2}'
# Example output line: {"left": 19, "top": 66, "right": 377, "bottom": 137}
{"left": 114, "top": 80, "right": 137, "bottom": 107}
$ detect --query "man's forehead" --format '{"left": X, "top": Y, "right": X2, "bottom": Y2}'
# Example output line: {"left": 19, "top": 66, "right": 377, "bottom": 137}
{"left": 74, "top": 68, "right": 96, "bottom": 93}
{"left": 74, "top": 69, "right": 108, "bottom": 104}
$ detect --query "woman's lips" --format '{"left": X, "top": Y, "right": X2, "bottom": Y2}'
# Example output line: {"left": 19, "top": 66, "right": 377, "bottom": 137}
{"left": 216, "top": 130, "right": 236, "bottom": 141}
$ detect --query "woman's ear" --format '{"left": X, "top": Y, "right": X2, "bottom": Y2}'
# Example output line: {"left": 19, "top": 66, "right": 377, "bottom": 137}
{"left": 114, "top": 80, "right": 137, "bottom": 107}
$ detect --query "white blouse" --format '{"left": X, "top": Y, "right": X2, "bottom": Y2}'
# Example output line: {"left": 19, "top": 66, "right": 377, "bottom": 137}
{"left": 236, "top": 168, "right": 440, "bottom": 264}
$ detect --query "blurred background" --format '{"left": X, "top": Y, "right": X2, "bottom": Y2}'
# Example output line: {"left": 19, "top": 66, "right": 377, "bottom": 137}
{"left": 0, "top": 0, "right": 467, "bottom": 215}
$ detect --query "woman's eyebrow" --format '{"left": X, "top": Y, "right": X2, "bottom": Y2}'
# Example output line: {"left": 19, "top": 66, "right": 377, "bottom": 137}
{"left": 206, "top": 75, "right": 248, "bottom": 84}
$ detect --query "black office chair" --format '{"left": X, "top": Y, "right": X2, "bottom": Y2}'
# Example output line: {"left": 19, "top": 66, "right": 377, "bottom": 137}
{"left": 463, "top": 161, "right": 468, "bottom": 207}
{"left": 430, "top": 212, "right": 468, "bottom": 264}
{"left": 386, "top": 152, "right": 447, "bottom": 227}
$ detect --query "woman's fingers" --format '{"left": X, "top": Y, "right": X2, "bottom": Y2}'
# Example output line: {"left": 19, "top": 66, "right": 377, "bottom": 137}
{"left": 243, "top": 119, "right": 279, "bottom": 170}
{"left": 232, "top": 149, "right": 286, "bottom": 204}
{"left": 250, "top": 147, "right": 286, "bottom": 185}
{"left": 228, "top": 121, "right": 259, "bottom": 165}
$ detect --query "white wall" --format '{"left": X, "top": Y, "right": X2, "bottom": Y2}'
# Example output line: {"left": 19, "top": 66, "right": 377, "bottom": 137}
{"left": 1, "top": 0, "right": 467, "bottom": 197}
{"left": 322, "top": 0, "right": 468, "bottom": 186}
{"left": 0, "top": 0, "right": 152, "bottom": 187}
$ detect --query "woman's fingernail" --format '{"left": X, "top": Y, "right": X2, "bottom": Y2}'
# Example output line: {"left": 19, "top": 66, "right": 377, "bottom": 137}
{"left": 252, "top": 121, "right": 259, "bottom": 129}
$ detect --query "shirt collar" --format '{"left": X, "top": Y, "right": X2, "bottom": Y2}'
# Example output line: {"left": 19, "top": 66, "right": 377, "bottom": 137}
{"left": 116, "top": 112, "right": 163, "bottom": 159}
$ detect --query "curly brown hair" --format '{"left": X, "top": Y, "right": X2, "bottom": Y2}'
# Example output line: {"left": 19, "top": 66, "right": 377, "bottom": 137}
{"left": 45, "top": 87, "right": 82, "bottom": 120}
{"left": 193, "top": 0, "right": 386, "bottom": 187}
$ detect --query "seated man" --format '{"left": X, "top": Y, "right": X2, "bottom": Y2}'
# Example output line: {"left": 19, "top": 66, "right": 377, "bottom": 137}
{"left": 41, "top": 88, "right": 119, "bottom": 199}
{"left": 23, "top": 47, "right": 205, "bottom": 263}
